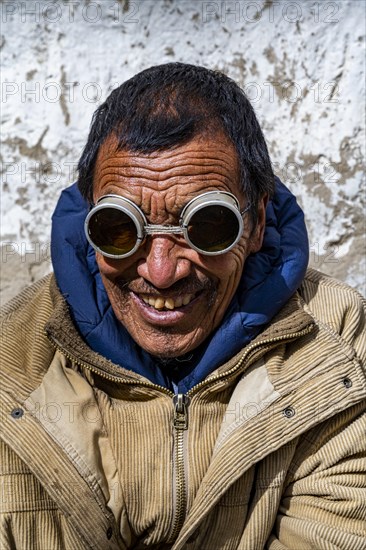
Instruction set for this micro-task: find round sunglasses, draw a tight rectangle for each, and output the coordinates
[84,191,251,259]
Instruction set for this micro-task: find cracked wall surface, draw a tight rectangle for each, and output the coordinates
[1,0,365,304]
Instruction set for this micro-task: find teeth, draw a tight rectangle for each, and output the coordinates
[140,293,195,311]
[154,298,165,310]
[165,298,175,310]
[174,296,183,308]
[182,294,192,306]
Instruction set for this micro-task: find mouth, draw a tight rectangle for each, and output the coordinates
[138,292,197,311]
[130,289,204,326]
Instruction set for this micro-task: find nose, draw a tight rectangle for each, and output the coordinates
[137,236,192,289]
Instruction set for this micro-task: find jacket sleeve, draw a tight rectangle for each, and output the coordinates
[267,401,366,549]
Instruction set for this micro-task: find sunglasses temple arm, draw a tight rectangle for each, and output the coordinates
[240,203,252,217]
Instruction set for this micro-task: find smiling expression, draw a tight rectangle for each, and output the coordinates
[92,132,267,358]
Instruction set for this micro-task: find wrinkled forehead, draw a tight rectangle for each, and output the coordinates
[92,131,242,206]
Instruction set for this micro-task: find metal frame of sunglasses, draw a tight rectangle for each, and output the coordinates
[84,190,252,258]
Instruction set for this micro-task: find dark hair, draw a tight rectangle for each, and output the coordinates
[77,63,274,223]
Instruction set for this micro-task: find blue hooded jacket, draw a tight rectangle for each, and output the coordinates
[51,177,308,393]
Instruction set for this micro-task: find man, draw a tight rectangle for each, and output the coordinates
[1,63,365,549]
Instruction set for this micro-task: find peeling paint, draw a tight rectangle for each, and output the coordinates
[60,65,71,125]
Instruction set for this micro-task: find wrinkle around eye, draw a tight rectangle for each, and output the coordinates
[96,175,235,198]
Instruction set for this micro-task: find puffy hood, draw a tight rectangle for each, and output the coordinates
[51,178,308,393]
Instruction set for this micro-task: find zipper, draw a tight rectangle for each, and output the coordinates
[168,394,190,543]
[45,323,315,540]
[165,324,315,541]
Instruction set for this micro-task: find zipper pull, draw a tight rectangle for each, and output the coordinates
[173,394,190,430]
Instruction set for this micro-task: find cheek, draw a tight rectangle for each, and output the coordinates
[95,252,138,280]
[202,243,248,306]
[212,240,248,282]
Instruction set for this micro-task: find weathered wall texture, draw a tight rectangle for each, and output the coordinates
[1,0,365,304]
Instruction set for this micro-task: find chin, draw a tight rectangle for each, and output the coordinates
[138,334,204,359]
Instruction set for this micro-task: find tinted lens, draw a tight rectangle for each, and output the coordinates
[187,205,240,252]
[88,207,138,255]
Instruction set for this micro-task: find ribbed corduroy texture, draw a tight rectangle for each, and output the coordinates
[1,269,365,549]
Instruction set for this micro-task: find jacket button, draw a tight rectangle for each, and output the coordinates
[11,408,24,419]
[343,378,352,388]
[282,406,295,418]
[106,527,113,540]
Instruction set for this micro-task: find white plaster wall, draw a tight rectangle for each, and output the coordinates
[1,0,365,304]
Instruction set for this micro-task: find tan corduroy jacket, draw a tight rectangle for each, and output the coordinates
[1,268,365,550]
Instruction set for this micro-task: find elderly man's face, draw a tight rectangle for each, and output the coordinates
[93,133,266,358]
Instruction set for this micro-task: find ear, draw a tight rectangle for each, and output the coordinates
[248,194,268,254]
